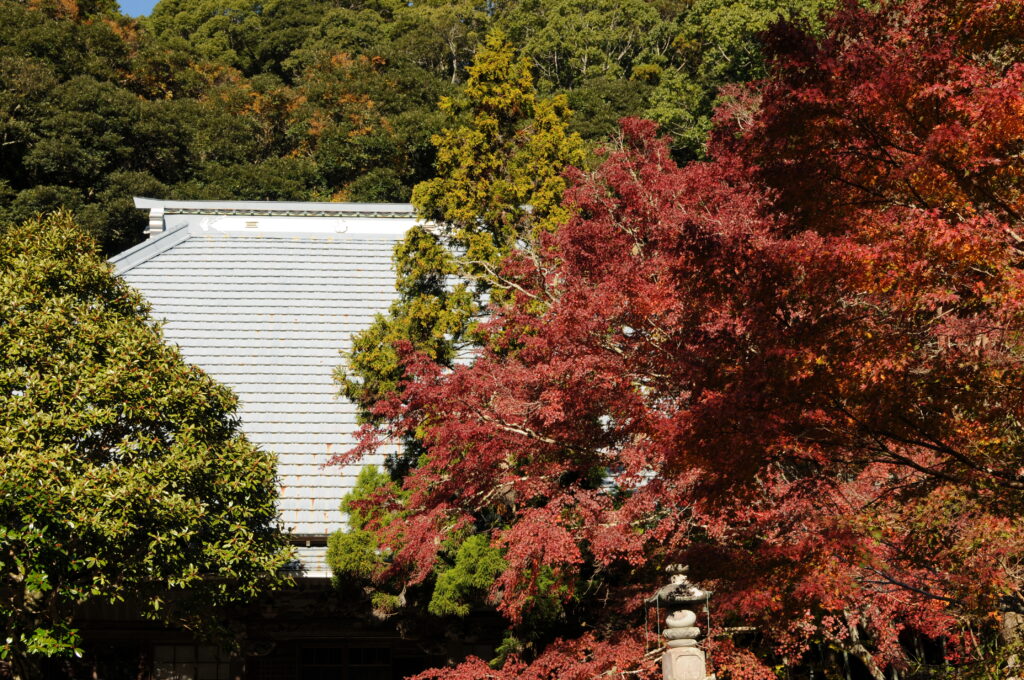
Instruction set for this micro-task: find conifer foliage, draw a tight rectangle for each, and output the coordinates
[340,0,1024,677]
[338,32,584,420]
[0,213,290,678]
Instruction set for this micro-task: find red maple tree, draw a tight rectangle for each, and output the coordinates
[340,0,1024,677]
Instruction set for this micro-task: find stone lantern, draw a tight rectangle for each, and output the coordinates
[651,565,713,680]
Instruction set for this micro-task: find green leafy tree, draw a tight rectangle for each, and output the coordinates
[496,0,678,90]
[328,466,507,622]
[386,0,491,85]
[326,466,410,614]
[0,213,291,679]
[338,30,584,419]
[644,0,835,158]
[146,0,276,76]
[285,5,396,72]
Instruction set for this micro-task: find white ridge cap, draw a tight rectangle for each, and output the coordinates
[133,197,416,217]
[133,197,426,238]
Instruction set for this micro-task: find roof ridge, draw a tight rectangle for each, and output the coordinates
[109,222,192,276]
[134,197,417,218]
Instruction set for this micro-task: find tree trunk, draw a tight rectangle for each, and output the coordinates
[1003,610,1024,678]
[844,642,885,680]
[1002,611,1023,646]
[844,613,885,680]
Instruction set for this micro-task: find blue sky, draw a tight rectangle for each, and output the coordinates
[118,0,158,16]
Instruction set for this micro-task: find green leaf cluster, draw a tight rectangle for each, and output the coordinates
[0,212,291,669]
[327,466,406,583]
[326,468,512,631]
[429,534,506,618]
[644,0,835,158]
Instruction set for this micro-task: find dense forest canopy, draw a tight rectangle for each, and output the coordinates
[0,0,832,254]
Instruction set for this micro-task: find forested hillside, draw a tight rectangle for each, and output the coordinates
[0,0,831,254]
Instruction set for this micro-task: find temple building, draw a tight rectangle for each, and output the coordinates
[83,198,490,680]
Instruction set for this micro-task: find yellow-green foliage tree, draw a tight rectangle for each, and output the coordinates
[0,213,291,680]
[337,31,584,423]
[329,33,583,649]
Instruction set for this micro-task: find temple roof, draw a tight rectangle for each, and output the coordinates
[111,198,417,573]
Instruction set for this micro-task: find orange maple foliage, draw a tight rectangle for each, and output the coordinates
[342,1,1024,678]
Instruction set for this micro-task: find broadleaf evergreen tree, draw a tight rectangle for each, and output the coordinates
[0,212,291,679]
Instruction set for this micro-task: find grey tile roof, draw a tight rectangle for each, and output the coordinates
[113,220,405,539]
